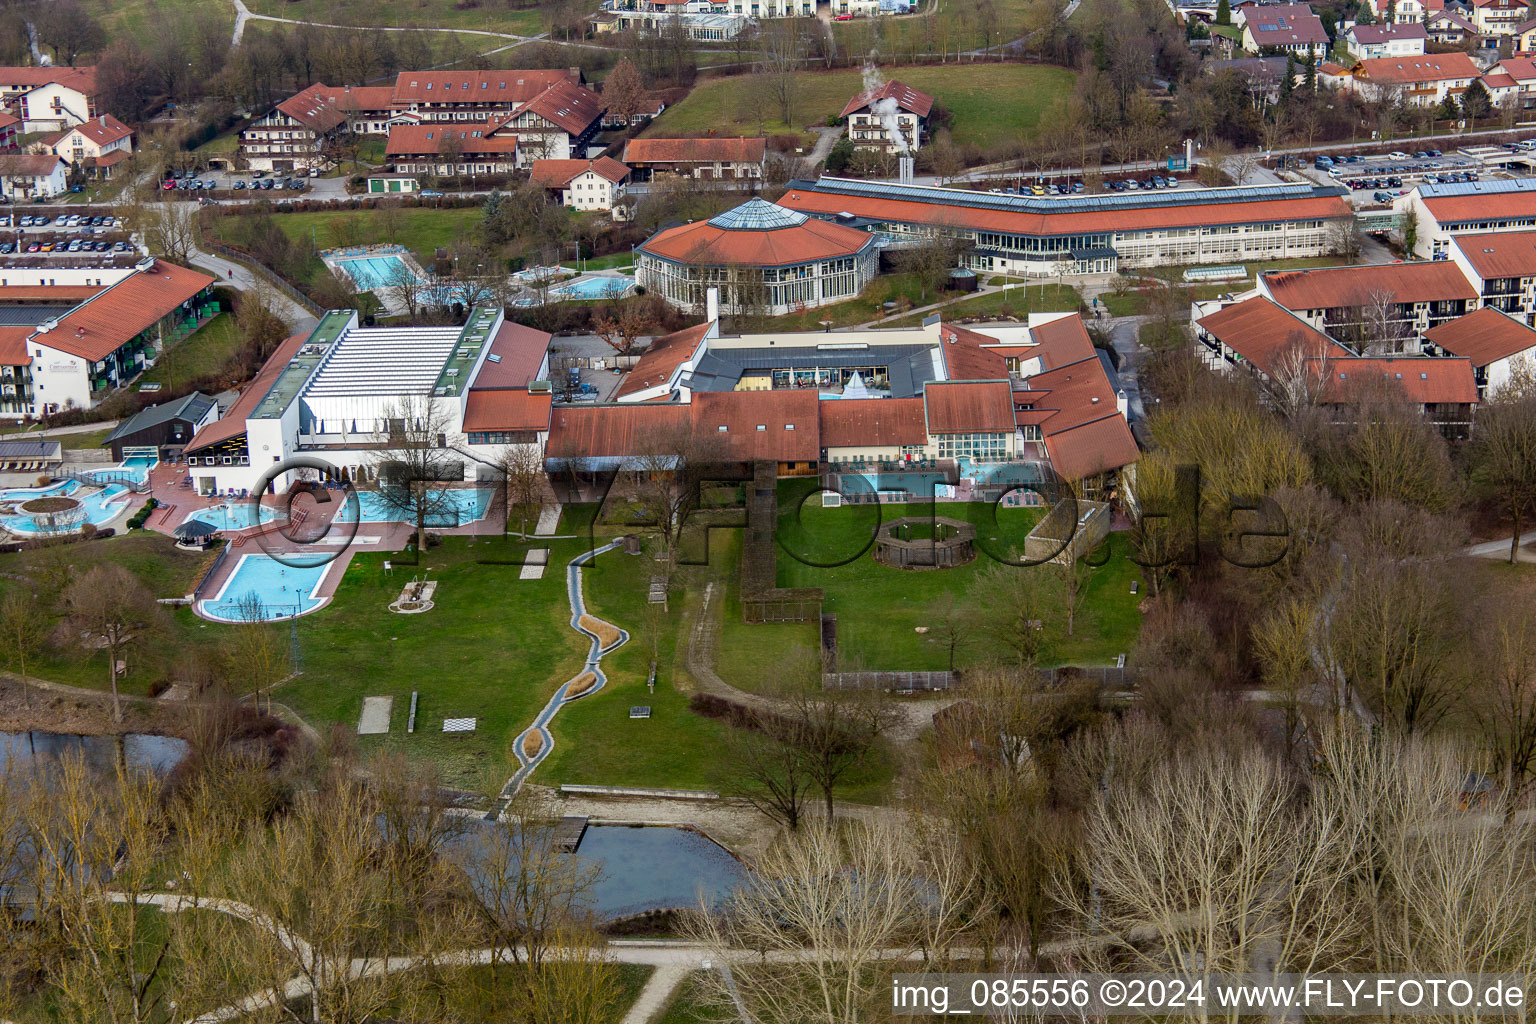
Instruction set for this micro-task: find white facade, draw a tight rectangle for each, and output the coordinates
[51,119,133,166]
[1345,25,1428,59]
[0,157,67,199]
[1397,179,1536,259]
[19,81,94,133]
[562,168,624,211]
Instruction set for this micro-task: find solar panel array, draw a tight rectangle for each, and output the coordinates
[1419,177,1536,198]
[790,177,1324,216]
[303,326,463,399]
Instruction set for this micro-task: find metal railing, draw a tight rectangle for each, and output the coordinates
[199,241,324,317]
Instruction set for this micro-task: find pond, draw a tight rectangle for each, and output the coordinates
[0,731,189,774]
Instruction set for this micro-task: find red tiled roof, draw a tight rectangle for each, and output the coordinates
[0,66,95,94]
[616,321,713,398]
[0,111,17,131]
[391,69,580,106]
[1196,296,1347,376]
[1322,356,1480,404]
[0,153,63,176]
[1430,9,1476,29]
[817,397,927,448]
[1423,306,1536,366]
[693,389,820,462]
[1043,411,1140,480]
[63,114,131,147]
[640,214,874,267]
[776,184,1353,238]
[1261,261,1477,309]
[1484,72,1520,90]
[1356,53,1479,83]
[924,380,1015,433]
[1450,231,1536,279]
[185,332,309,454]
[0,326,33,367]
[87,149,130,168]
[276,83,347,133]
[529,156,630,187]
[0,285,102,301]
[623,137,766,165]
[840,80,935,119]
[385,123,518,157]
[936,324,1010,380]
[462,389,552,432]
[329,86,396,113]
[41,261,214,362]
[520,79,605,136]
[1473,0,1527,9]
[1423,190,1536,224]
[472,321,551,389]
[1021,314,1099,368]
[545,402,693,458]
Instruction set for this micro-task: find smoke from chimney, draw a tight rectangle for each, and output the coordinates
[860,58,909,157]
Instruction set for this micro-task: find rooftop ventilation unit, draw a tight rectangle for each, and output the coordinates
[529,379,552,392]
[487,353,503,363]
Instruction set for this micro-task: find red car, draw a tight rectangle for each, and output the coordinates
[834,12,853,18]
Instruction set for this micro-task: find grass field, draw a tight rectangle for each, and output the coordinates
[240,0,553,35]
[1097,256,1351,317]
[216,207,482,266]
[770,482,1143,671]
[139,314,242,392]
[883,281,1082,328]
[645,64,1077,147]
[78,0,233,48]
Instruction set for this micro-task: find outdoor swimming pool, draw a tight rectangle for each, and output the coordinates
[198,554,331,621]
[337,254,419,291]
[89,453,158,485]
[0,479,132,535]
[550,277,631,301]
[183,487,494,532]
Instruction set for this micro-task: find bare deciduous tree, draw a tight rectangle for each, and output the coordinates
[66,564,161,722]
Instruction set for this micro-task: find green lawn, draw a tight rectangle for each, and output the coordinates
[240,0,553,34]
[771,482,1143,671]
[883,282,1082,328]
[222,206,482,265]
[8,425,115,452]
[745,272,982,333]
[562,251,635,272]
[657,973,731,1024]
[78,0,233,48]
[194,134,239,156]
[647,64,1078,147]
[1097,256,1351,317]
[139,314,242,392]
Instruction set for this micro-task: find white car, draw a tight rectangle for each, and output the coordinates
[1388,150,1410,159]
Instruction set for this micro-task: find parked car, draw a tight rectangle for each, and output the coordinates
[419,189,443,197]
[24,242,38,252]
[113,240,130,251]
[1427,149,1442,158]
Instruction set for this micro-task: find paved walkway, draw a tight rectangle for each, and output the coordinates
[0,420,120,441]
[187,241,317,336]
[621,962,690,1024]
[1467,530,1536,563]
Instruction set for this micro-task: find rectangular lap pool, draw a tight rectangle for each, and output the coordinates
[550,277,632,301]
[337,255,419,291]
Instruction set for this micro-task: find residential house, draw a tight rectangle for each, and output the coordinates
[1367,0,1445,23]
[1238,4,1329,56]
[102,392,218,460]
[385,122,520,176]
[1489,55,1536,106]
[485,78,604,161]
[40,114,133,178]
[528,156,631,214]
[840,80,934,153]
[1515,13,1536,46]
[0,154,66,199]
[239,82,347,172]
[1446,229,1536,315]
[1472,0,1530,36]
[1422,305,1536,393]
[0,66,96,133]
[1322,52,1481,104]
[0,112,18,149]
[1427,9,1478,41]
[1345,22,1428,59]
[621,136,766,182]
[329,86,399,134]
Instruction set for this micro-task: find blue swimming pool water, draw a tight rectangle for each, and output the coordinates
[339,255,419,291]
[183,487,493,532]
[0,479,132,535]
[89,453,158,485]
[551,277,631,301]
[199,554,330,621]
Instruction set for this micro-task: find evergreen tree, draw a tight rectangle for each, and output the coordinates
[1216,0,1231,24]
[1461,79,1493,120]
[1303,53,1317,92]
[1282,52,1297,103]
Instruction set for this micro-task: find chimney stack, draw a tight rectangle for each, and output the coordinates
[1117,389,1129,419]
[706,286,719,324]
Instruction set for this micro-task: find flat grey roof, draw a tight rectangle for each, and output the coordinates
[685,343,939,396]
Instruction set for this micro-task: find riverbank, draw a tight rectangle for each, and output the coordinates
[0,674,189,738]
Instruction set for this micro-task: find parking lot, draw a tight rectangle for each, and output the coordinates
[161,169,312,195]
[1301,145,1536,206]
[978,173,1189,197]
[0,210,134,257]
